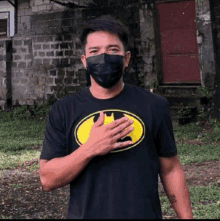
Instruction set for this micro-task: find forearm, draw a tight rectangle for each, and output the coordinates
[39,143,94,192]
[160,167,193,219]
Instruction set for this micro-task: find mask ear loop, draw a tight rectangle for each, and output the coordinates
[86,70,91,87]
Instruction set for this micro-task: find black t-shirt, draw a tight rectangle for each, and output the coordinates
[40,83,177,219]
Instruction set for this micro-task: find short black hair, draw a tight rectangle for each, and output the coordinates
[80,15,129,53]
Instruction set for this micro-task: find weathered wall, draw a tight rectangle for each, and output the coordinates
[7,0,142,106]
[11,0,85,106]
[0,0,217,108]
[0,41,7,109]
[195,0,216,88]
[209,0,220,120]
[139,0,216,89]
[139,2,156,89]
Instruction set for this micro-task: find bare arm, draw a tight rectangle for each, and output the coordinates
[159,155,193,219]
[39,111,133,192]
[39,144,93,192]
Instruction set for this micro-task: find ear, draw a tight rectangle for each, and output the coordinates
[124,51,131,68]
[81,54,87,69]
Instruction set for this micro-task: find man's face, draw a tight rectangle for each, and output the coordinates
[81,31,130,71]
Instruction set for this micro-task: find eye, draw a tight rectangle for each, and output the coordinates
[110,48,119,53]
[90,50,97,54]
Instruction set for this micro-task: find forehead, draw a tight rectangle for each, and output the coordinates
[85,31,123,48]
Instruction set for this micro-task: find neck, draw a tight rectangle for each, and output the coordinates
[89,78,124,99]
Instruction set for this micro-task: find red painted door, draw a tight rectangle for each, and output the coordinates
[156,0,200,84]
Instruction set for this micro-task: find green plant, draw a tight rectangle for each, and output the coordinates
[196,86,214,121]
[10,184,26,188]
[177,104,192,117]
[149,79,157,89]
[197,86,213,99]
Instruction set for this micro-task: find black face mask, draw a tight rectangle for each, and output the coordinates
[86,53,124,88]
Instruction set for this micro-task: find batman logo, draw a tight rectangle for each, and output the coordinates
[74,109,145,153]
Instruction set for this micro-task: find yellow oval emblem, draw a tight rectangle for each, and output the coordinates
[74,109,145,153]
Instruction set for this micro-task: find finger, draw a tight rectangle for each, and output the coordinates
[113,140,133,149]
[111,119,133,136]
[108,116,130,130]
[113,126,134,141]
[95,111,104,127]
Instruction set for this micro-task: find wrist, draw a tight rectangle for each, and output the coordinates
[79,142,96,160]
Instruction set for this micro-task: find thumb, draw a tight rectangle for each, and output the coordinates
[95,111,104,127]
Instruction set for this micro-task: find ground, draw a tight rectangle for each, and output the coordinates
[1,101,219,218]
[0,146,220,219]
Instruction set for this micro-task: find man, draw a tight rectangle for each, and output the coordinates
[39,15,193,219]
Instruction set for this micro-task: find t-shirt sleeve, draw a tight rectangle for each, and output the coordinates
[40,101,67,160]
[154,100,177,158]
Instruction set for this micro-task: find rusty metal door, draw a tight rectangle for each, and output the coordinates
[156,0,200,84]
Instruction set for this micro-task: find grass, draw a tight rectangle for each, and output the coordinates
[0,118,46,152]
[172,121,220,165]
[177,143,220,165]
[0,105,220,218]
[0,149,40,170]
[160,183,220,219]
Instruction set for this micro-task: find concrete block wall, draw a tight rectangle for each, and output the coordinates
[11,0,87,105]
[9,0,142,106]
[195,0,216,88]
[0,41,6,108]
[139,3,156,89]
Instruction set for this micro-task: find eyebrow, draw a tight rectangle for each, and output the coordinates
[88,45,120,50]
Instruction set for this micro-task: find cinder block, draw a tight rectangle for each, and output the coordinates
[35,28,44,35]
[65,50,73,56]
[0,55,6,61]
[30,0,35,7]
[44,36,53,42]
[55,77,63,84]
[32,6,39,13]
[39,4,47,12]
[38,52,45,57]
[58,69,65,76]
[21,16,30,24]
[18,2,30,10]
[12,62,17,68]
[46,51,54,57]
[43,59,51,65]
[43,0,50,4]
[25,9,33,16]
[33,59,42,65]
[35,0,43,6]
[60,43,68,49]
[46,4,52,11]
[13,40,22,46]
[56,51,63,56]
[17,9,25,16]
[50,70,56,76]
[24,39,32,46]
[18,62,26,69]
[33,44,41,50]
[20,48,27,53]
[27,61,32,68]
[66,71,75,76]
[43,44,50,50]
[25,54,32,60]
[46,77,54,84]
[52,59,59,65]
[37,37,44,43]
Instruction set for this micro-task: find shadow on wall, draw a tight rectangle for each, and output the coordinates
[49,4,143,104]
[5,40,12,110]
